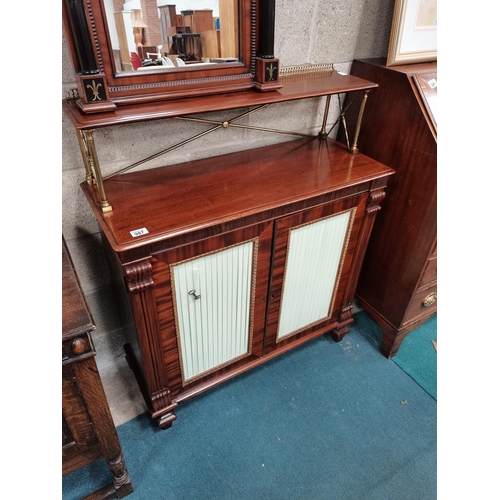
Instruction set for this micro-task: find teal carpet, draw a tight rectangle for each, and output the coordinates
[63,313,437,499]
[353,311,437,400]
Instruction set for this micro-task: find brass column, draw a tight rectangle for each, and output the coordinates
[82,130,112,213]
[349,90,370,154]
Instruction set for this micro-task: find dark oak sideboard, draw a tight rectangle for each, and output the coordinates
[62,237,133,499]
[339,58,437,358]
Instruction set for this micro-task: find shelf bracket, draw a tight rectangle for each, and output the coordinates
[320,91,366,149]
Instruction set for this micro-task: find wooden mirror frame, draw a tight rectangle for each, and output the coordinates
[63,0,281,114]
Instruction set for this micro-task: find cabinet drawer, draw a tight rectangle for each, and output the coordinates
[403,284,437,325]
[419,255,437,289]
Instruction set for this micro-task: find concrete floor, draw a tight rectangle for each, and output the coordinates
[87,287,147,427]
[93,326,147,427]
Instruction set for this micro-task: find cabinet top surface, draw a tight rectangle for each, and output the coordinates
[63,71,378,130]
[62,238,95,337]
[83,138,394,252]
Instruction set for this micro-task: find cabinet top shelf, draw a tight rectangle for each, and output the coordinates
[82,137,394,258]
[63,71,378,130]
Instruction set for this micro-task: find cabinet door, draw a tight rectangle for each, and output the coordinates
[172,239,257,383]
[265,194,368,352]
[153,222,273,399]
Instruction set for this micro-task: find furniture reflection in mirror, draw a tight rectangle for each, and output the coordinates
[129,52,142,70]
[62,237,133,498]
[338,58,437,358]
[219,0,238,58]
[114,10,134,71]
[159,5,178,55]
[174,33,202,62]
[63,0,280,113]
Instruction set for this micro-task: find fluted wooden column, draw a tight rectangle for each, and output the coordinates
[125,260,178,429]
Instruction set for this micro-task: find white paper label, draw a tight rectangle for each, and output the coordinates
[428,78,437,89]
[130,227,149,237]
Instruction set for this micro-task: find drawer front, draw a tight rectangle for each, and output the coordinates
[62,364,98,464]
[419,255,437,289]
[403,284,437,325]
[62,331,96,365]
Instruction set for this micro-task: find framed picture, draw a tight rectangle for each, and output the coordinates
[386,0,437,66]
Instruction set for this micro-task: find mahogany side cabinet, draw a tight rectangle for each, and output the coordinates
[339,58,437,358]
[62,237,133,499]
[80,137,394,429]
[63,68,395,429]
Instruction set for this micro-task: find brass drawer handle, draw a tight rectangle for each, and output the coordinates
[422,292,437,307]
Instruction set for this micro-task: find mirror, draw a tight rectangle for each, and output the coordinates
[63,0,279,112]
[103,1,240,74]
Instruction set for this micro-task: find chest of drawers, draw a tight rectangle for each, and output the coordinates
[339,58,437,357]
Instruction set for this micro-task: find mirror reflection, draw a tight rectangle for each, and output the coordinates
[102,0,240,73]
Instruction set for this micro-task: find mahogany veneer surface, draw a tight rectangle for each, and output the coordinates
[338,58,437,358]
[83,137,393,255]
[81,136,394,428]
[63,71,378,129]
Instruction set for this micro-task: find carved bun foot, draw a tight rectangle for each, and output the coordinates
[332,303,354,341]
[158,411,177,430]
[332,325,350,342]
